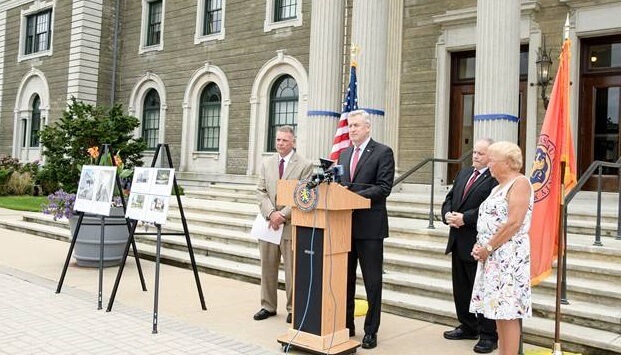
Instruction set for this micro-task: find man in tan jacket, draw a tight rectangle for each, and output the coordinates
[254,126,313,324]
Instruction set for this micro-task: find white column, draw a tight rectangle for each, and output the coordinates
[473,0,521,143]
[385,0,403,167]
[352,0,388,142]
[305,0,345,161]
[66,0,103,104]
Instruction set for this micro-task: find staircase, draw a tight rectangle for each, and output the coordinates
[1,181,620,354]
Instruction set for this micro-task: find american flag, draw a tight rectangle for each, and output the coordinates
[329,61,358,161]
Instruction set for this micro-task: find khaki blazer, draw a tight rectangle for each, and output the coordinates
[257,151,313,240]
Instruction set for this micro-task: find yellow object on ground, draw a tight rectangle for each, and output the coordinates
[354,299,368,317]
[524,350,581,355]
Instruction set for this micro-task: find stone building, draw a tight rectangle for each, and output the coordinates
[0,0,619,188]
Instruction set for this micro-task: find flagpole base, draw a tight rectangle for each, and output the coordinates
[552,342,563,355]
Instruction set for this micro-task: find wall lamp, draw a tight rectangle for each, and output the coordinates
[534,36,553,110]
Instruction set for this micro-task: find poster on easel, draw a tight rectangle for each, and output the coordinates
[74,165,117,216]
[125,167,175,225]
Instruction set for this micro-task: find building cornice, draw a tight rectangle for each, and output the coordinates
[433,1,540,26]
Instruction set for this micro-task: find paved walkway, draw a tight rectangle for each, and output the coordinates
[0,207,548,354]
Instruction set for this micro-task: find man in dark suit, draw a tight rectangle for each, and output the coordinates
[441,138,498,353]
[254,126,313,324]
[338,110,395,350]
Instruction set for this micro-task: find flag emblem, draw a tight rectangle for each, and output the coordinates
[530,135,555,203]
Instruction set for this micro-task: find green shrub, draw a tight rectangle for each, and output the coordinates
[0,155,20,171]
[38,98,147,193]
[0,168,13,196]
[7,171,33,195]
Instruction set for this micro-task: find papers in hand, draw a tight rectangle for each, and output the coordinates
[250,213,283,245]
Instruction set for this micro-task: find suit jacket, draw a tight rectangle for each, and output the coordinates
[441,167,498,261]
[257,151,313,240]
[338,139,395,240]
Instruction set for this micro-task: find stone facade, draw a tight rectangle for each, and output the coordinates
[1,0,620,184]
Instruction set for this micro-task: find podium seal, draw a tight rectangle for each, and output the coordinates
[293,180,319,212]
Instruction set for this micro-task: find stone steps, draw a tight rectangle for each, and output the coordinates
[2,181,621,354]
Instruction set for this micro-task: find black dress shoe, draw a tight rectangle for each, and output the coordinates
[253,308,276,320]
[349,328,355,337]
[473,339,498,353]
[361,333,377,349]
[443,327,479,340]
[286,313,292,324]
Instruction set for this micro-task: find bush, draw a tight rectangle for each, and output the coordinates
[6,171,33,195]
[0,168,12,196]
[39,98,147,193]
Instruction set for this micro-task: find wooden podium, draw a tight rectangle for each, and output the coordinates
[276,180,370,354]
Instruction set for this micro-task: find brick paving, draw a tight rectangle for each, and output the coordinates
[0,267,276,355]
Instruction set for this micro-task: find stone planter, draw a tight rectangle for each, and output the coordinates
[68,206,129,267]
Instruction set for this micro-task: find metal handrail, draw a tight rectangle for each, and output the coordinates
[560,157,621,302]
[393,149,473,228]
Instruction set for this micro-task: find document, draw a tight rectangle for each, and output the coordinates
[250,213,283,245]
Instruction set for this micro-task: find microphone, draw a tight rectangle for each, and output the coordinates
[306,173,325,189]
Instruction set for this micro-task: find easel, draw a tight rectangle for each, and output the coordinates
[56,144,147,310]
[106,143,207,334]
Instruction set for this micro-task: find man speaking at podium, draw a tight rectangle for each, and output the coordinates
[254,126,313,324]
[337,110,395,349]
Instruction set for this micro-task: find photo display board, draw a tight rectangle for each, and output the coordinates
[75,165,117,216]
[125,167,175,225]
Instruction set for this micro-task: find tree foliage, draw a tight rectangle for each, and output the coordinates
[39,98,146,193]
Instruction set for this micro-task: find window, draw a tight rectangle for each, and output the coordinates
[267,75,298,152]
[140,0,165,53]
[197,83,221,151]
[142,89,161,149]
[24,9,52,55]
[274,0,296,22]
[30,96,41,147]
[264,0,302,32]
[147,1,162,46]
[204,0,222,35]
[19,2,55,61]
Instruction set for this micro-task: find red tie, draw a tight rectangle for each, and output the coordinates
[462,169,480,198]
[350,147,361,177]
[278,158,284,179]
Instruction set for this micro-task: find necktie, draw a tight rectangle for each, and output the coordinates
[462,169,480,198]
[350,147,361,178]
[278,158,284,179]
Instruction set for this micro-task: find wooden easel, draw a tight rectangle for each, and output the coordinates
[106,143,206,333]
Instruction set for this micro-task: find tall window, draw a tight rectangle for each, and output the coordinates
[25,9,52,55]
[147,0,162,46]
[267,75,298,151]
[204,0,222,35]
[274,0,297,22]
[198,83,221,151]
[142,89,161,149]
[30,95,41,147]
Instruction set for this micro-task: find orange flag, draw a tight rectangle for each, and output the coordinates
[529,39,577,286]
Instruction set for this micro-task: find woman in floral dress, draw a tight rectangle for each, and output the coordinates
[470,141,533,355]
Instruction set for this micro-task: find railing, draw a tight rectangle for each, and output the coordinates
[393,149,473,228]
[561,158,621,302]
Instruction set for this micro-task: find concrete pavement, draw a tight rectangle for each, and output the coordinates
[0,207,545,354]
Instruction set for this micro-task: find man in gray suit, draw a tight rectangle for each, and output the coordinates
[254,126,313,324]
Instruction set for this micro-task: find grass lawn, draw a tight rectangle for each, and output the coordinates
[0,195,47,212]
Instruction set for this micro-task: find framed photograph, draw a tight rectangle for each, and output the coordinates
[74,165,117,216]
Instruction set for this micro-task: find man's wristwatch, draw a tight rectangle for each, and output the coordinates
[485,244,494,253]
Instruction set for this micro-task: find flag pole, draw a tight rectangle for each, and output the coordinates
[553,161,566,355]
[552,14,571,355]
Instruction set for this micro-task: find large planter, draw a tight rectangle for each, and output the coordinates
[68,206,129,267]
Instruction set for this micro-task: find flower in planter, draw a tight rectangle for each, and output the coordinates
[41,190,76,220]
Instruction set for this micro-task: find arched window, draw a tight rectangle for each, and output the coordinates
[30,95,41,147]
[142,89,160,149]
[267,75,298,152]
[197,83,221,151]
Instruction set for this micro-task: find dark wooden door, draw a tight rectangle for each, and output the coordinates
[579,75,621,191]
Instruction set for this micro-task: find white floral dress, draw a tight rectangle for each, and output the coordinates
[469,175,533,320]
